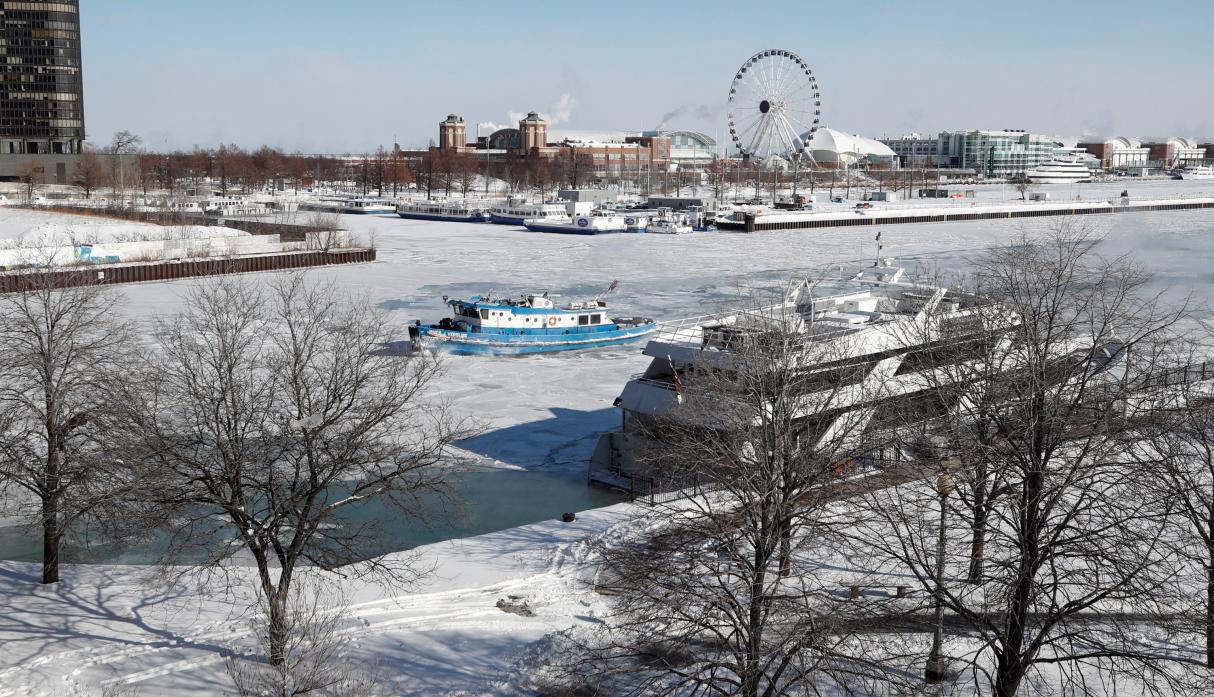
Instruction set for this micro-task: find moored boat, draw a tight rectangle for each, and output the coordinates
[488,197,573,226]
[1178,165,1214,180]
[1025,157,1092,184]
[524,214,628,235]
[420,288,656,354]
[300,197,396,215]
[396,200,490,222]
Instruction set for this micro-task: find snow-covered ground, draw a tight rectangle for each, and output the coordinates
[0,207,243,246]
[2,193,1214,694]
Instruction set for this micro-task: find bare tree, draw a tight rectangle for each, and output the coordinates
[15,159,45,203]
[579,289,901,696]
[73,147,106,199]
[226,578,383,697]
[118,274,473,666]
[853,227,1193,695]
[306,211,345,252]
[0,271,136,584]
[1014,178,1032,201]
[107,130,143,204]
[1140,342,1214,668]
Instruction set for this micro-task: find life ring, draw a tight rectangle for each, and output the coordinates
[547,316,558,327]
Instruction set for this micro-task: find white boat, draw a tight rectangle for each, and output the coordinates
[1026,157,1092,184]
[396,200,490,223]
[646,217,694,234]
[488,198,571,226]
[1177,165,1214,180]
[299,197,396,215]
[524,214,628,235]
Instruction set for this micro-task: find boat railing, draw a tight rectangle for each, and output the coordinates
[651,313,722,346]
[630,373,680,391]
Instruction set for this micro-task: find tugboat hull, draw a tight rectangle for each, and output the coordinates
[421,322,656,355]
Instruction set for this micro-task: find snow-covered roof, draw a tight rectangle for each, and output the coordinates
[549,129,631,144]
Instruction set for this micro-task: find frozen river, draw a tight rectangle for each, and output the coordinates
[2,180,1214,562]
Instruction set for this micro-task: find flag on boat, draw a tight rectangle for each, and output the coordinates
[607,279,620,293]
[667,354,684,398]
[876,231,881,242]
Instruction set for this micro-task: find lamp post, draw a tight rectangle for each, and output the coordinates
[926,471,956,683]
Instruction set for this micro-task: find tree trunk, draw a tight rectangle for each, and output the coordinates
[41,493,60,584]
[968,470,988,585]
[1207,561,1214,667]
[995,464,1043,697]
[267,589,288,667]
[993,654,1025,697]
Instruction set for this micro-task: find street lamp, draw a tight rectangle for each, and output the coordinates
[925,471,955,683]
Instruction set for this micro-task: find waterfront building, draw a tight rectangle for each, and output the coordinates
[641,130,717,170]
[519,111,547,152]
[1078,136,1151,171]
[0,0,85,183]
[880,134,939,168]
[800,127,896,168]
[438,114,468,151]
[429,111,671,181]
[935,130,1058,179]
[1143,137,1206,168]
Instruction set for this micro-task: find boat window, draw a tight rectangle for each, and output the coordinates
[480,309,490,320]
[591,314,602,324]
[579,315,590,326]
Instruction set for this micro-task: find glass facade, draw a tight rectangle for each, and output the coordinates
[0,0,84,155]
[937,131,1057,178]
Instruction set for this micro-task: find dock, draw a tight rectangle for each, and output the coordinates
[717,196,1214,232]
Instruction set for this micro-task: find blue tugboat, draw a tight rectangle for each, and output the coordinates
[420,284,655,354]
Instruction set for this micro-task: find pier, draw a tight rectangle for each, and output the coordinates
[717,196,1214,232]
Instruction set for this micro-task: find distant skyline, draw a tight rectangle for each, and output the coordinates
[82,0,1214,152]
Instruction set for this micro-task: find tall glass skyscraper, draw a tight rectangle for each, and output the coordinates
[0,0,84,160]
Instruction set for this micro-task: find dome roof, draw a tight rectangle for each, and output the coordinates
[797,127,895,163]
[1168,136,1198,149]
[1104,136,1142,150]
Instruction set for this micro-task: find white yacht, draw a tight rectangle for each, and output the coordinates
[1025,157,1092,184]
[300,197,396,215]
[588,259,1125,496]
[489,198,572,226]
[396,200,490,223]
[1177,165,1214,180]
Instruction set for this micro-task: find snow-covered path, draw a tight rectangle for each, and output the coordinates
[0,503,638,696]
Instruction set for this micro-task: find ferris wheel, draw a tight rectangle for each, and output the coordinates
[727,49,821,163]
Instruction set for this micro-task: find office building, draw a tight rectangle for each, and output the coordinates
[0,0,85,183]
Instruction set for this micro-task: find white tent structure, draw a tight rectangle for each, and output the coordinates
[796,127,896,166]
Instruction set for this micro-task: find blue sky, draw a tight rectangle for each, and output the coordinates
[81,0,1214,152]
